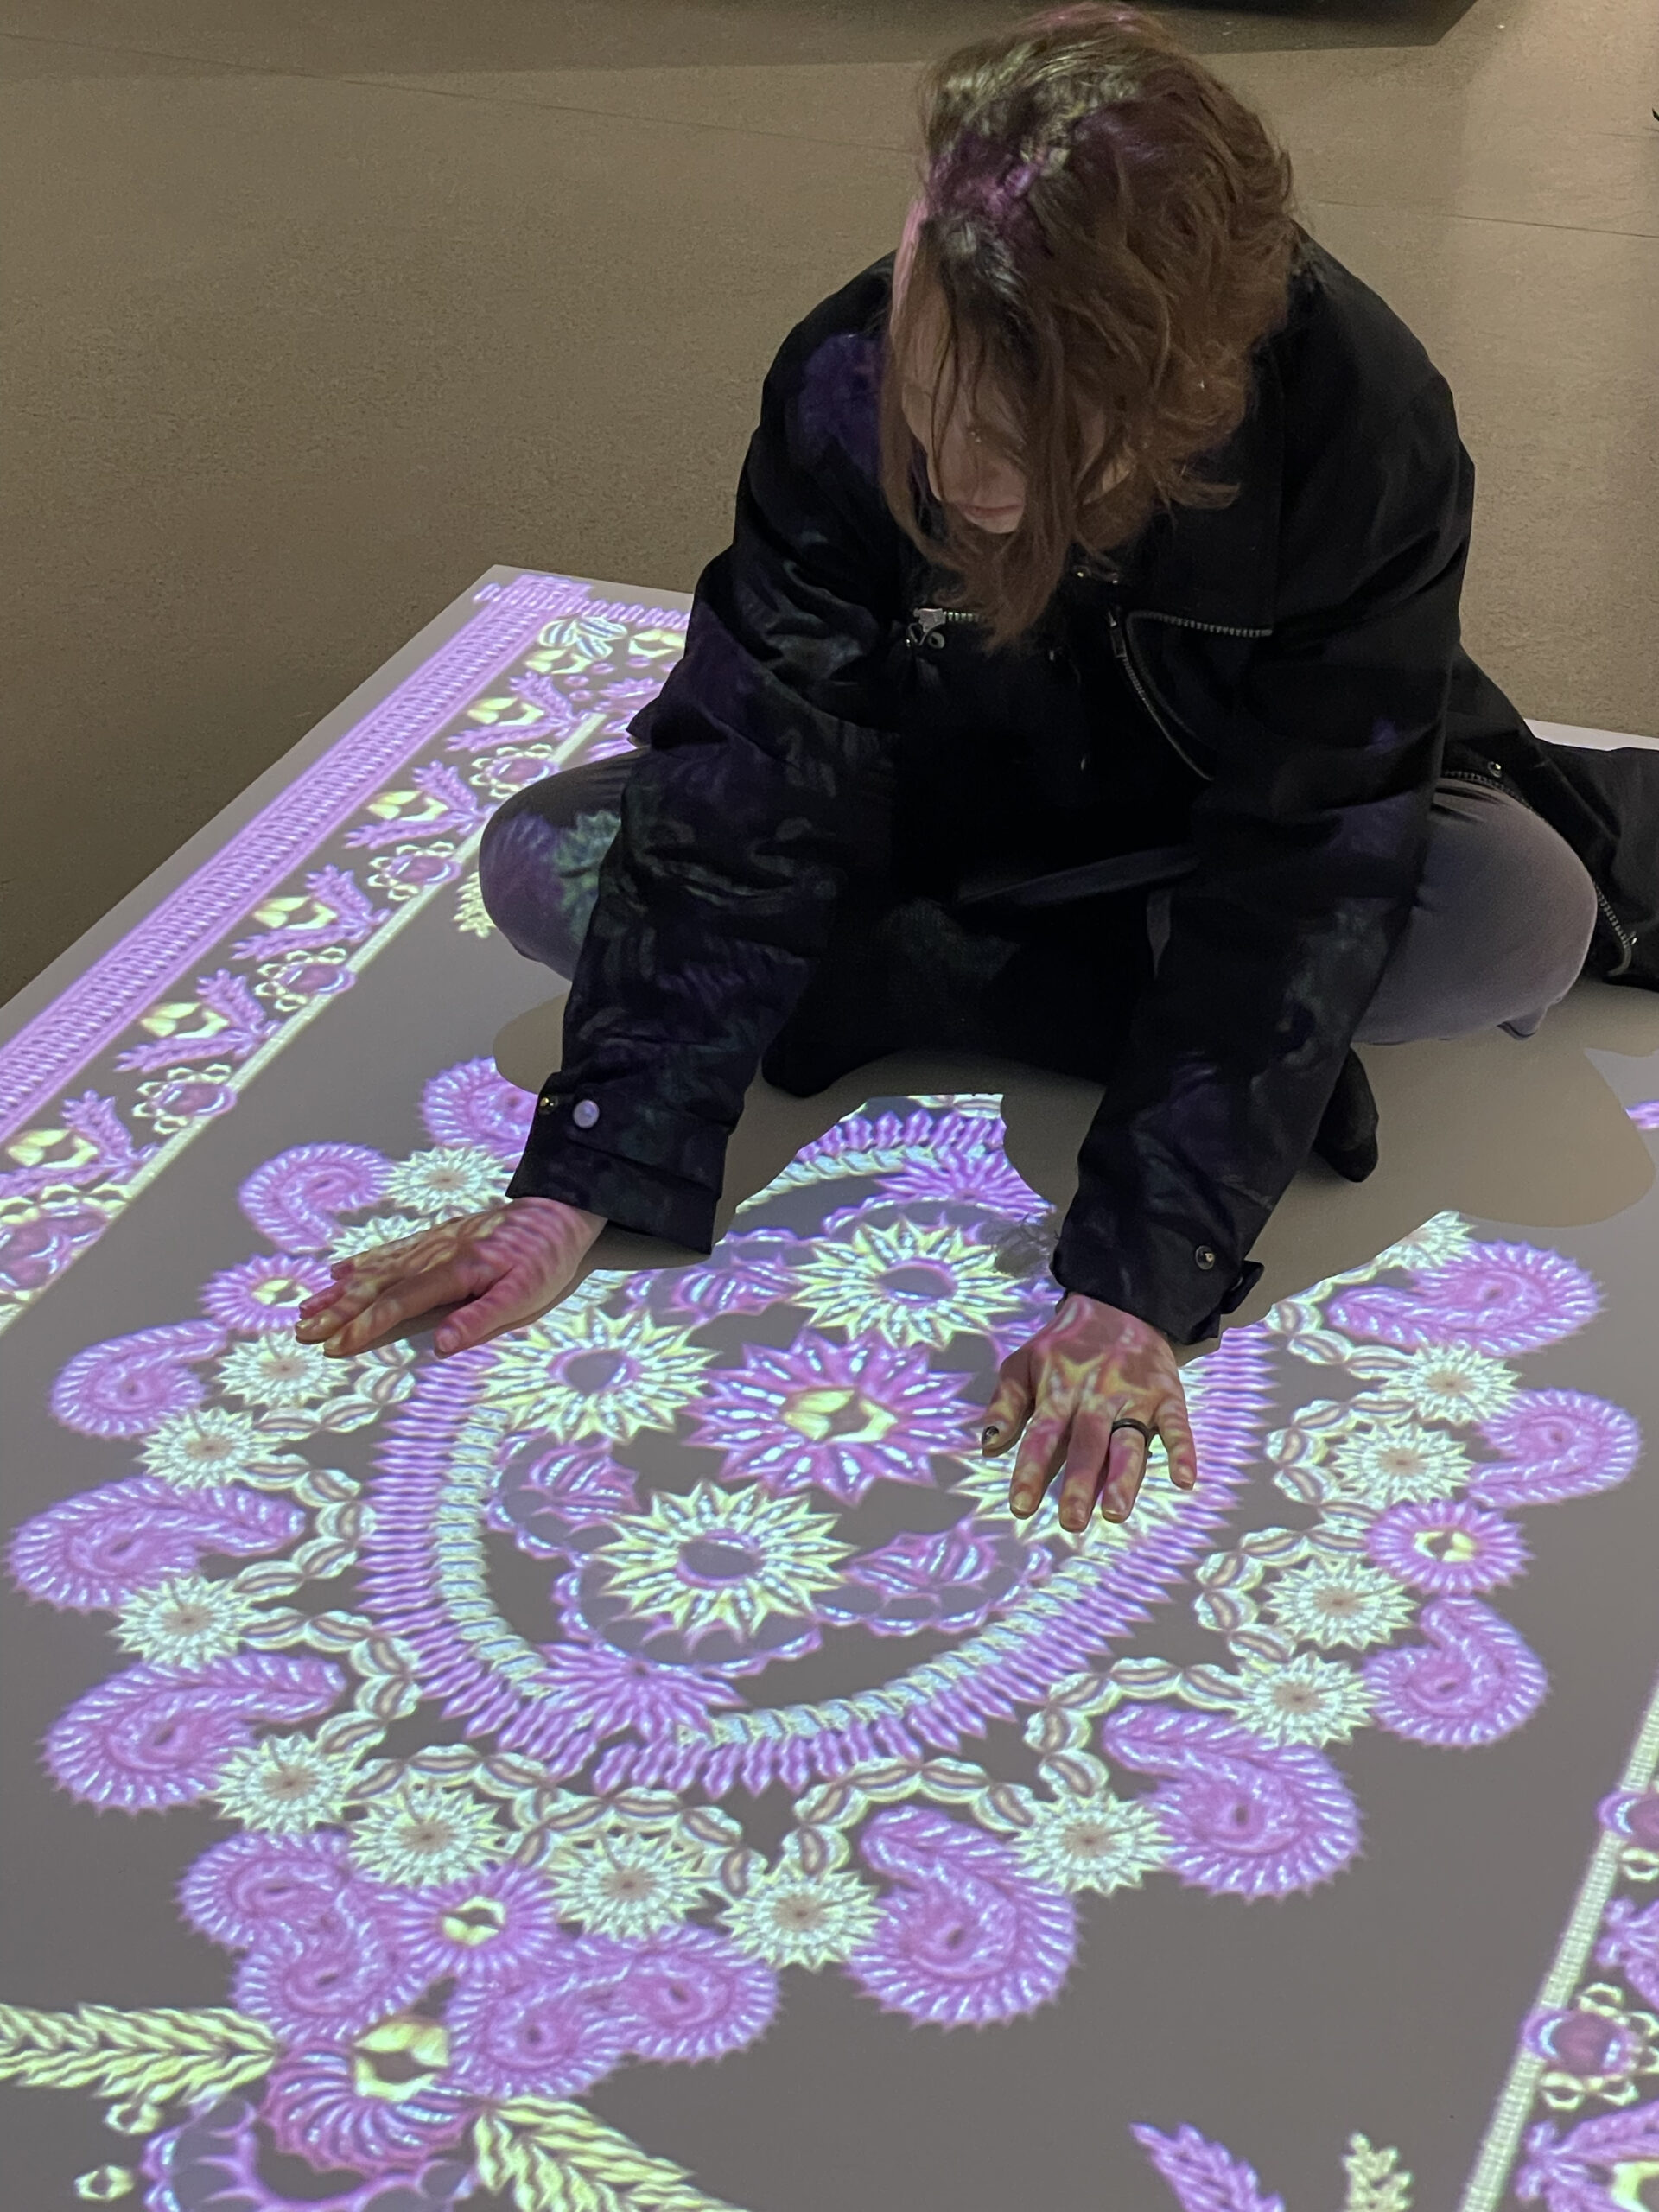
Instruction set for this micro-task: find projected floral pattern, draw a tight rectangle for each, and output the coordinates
[3,582,1656,2208]
[3,1060,1649,2212]
[0,576,685,1334]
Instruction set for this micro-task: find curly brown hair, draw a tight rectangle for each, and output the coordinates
[880,3,1300,648]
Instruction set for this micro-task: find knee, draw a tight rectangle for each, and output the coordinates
[1359,791,1599,1045]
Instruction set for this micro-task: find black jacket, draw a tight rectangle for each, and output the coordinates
[509,238,1658,1342]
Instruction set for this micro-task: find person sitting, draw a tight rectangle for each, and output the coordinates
[297,3,1655,1533]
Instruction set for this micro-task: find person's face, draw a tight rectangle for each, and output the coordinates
[892,194,1127,537]
[893,198,1027,533]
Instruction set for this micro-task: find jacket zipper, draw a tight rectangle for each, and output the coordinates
[1442,767,1637,977]
[1106,606,1236,782]
[906,606,982,650]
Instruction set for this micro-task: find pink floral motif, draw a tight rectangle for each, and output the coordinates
[1596,1897,1659,2007]
[443,1973,627,2099]
[1599,1786,1659,1855]
[365,847,461,899]
[132,1069,239,1128]
[44,1654,344,1810]
[1516,2099,1659,2209]
[654,1229,806,1320]
[494,1443,641,1554]
[262,2046,474,2173]
[0,1090,148,1205]
[144,2095,474,2211]
[1470,1390,1642,1508]
[180,1831,361,1948]
[1328,1242,1599,1356]
[599,1924,779,2063]
[200,1251,333,1333]
[690,1331,972,1503]
[235,1902,426,2044]
[344,762,485,850]
[420,1058,536,1164]
[1133,2123,1286,2212]
[114,970,273,1073]
[232,865,386,959]
[390,1862,568,1989]
[48,1319,226,1437]
[238,1142,391,1251]
[846,1806,1077,2026]
[10,1478,303,1611]
[876,1128,1045,1217]
[1365,1497,1530,1596]
[1101,1707,1361,1897]
[1363,1599,1548,1747]
[0,1204,108,1295]
[823,1522,1035,1636]
[1525,2002,1649,2090]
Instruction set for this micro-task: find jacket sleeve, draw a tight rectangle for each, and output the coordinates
[505,328,903,1248]
[1052,372,1474,1343]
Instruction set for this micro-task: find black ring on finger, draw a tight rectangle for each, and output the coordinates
[1109,1418,1154,1443]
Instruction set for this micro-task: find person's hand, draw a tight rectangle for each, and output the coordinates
[293,1197,605,1359]
[981,1292,1198,1530]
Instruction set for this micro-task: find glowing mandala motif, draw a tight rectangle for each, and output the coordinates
[2,1060,1645,2210]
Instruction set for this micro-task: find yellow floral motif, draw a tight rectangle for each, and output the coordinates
[543,1833,709,1941]
[721,1865,881,1968]
[791,1217,1029,1351]
[482,1303,715,1445]
[594,1481,849,1642]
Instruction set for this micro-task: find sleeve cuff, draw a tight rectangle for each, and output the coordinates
[506,1142,719,1254]
[1051,1208,1264,1344]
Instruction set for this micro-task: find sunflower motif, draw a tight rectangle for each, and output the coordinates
[116,1573,257,1669]
[721,1865,881,1968]
[1266,1554,1415,1651]
[351,1783,503,1889]
[1227,1652,1375,1748]
[216,1336,345,1411]
[212,1733,361,1834]
[1014,1793,1169,1894]
[543,1832,709,1940]
[481,1303,715,1445]
[1328,1419,1471,1508]
[140,1405,271,1489]
[790,1216,1029,1351]
[593,1481,850,1643]
[1385,1344,1519,1427]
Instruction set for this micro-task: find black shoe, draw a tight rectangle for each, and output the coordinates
[1313,1048,1380,1182]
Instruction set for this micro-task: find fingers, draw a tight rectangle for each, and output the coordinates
[1099,1424,1150,1523]
[1055,1416,1117,1532]
[1155,1395,1199,1491]
[316,1257,486,1358]
[1009,1409,1071,1518]
[982,1356,1033,1465]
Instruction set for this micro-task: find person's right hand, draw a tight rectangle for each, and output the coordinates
[293,1197,605,1359]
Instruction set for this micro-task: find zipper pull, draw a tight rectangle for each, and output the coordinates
[907,607,950,651]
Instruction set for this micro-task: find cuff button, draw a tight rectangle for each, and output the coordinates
[572,1099,601,1130]
[1194,1245,1217,1271]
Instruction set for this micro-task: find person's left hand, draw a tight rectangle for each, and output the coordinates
[980,1292,1198,1530]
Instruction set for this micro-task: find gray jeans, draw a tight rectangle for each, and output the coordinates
[480,757,1599,1055]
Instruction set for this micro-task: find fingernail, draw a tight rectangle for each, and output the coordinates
[1010,1488,1034,1514]
[981,1425,1000,1450]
